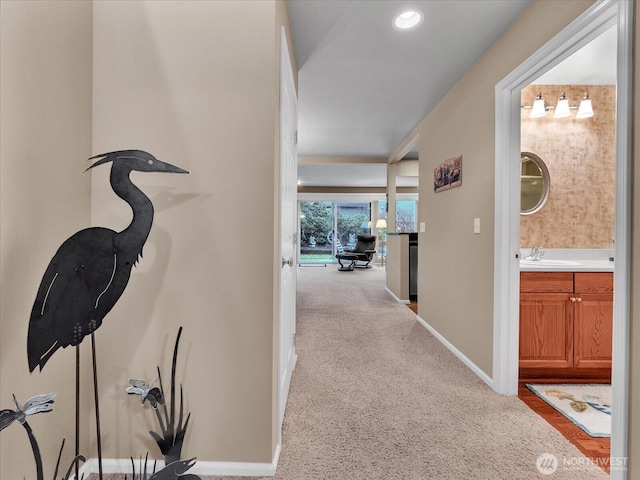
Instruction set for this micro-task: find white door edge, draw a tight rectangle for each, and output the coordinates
[278,25,298,445]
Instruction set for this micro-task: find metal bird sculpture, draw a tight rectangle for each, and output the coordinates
[27,150,189,371]
[125,456,200,480]
[149,458,199,480]
[26,149,188,479]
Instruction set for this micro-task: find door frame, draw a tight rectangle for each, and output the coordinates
[492,0,633,476]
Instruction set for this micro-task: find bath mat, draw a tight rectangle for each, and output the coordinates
[526,383,611,437]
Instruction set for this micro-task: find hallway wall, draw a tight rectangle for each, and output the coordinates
[90,0,290,465]
[0,2,93,478]
[417,0,597,376]
[416,0,639,475]
[1,0,296,475]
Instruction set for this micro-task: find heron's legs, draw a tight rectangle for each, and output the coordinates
[91,333,103,480]
[75,345,80,480]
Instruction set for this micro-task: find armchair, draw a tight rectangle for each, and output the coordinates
[335,235,377,271]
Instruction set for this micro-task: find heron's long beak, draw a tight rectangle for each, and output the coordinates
[155,159,190,174]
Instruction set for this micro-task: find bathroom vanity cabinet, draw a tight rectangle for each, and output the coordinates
[519,271,612,380]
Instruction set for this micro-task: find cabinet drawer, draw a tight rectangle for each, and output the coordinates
[520,272,573,293]
[574,272,613,294]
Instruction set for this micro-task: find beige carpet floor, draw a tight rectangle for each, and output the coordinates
[93,265,608,480]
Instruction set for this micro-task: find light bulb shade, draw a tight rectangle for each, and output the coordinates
[554,98,571,118]
[530,98,547,118]
[576,98,594,118]
[376,219,387,229]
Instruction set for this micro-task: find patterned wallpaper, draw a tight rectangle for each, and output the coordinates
[520,85,616,249]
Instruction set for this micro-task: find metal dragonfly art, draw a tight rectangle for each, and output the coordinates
[0,392,56,431]
[127,378,165,409]
[0,393,84,480]
[0,393,56,480]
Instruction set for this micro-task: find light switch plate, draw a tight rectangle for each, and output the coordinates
[420,222,426,232]
[474,218,480,234]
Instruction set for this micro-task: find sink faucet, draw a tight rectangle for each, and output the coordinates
[528,246,545,261]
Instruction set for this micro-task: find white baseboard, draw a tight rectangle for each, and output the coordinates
[76,443,281,477]
[385,286,409,304]
[415,314,494,390]
[76,354,293,479]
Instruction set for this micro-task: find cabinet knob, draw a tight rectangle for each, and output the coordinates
[571,297,577,302]
[577,297,582,302]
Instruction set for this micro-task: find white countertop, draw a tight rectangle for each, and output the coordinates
[519,249,614,272]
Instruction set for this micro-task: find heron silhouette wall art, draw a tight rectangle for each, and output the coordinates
[27,150,189,478]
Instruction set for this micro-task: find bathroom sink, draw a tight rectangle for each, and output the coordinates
[520,259,583,267]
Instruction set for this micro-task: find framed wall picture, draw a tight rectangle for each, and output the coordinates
[434,155,462,192]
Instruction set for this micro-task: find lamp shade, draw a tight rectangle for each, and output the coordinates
[576,97,594,118]
[553,93,571,118]
[530,96,547,118]
[376,219,387,229]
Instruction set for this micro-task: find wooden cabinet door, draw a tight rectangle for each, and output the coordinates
[573,294,613,368]
[519,293,573,368]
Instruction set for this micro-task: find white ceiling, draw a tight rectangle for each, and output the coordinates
[532,26,616,85]
[288,1,616,189]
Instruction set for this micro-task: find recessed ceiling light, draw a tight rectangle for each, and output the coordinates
[393,10,424,30]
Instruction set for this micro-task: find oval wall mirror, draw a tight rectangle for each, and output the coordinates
[520,152,549,215]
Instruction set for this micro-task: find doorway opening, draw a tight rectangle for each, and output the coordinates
[516,27,616,468]
[493,1,632,477]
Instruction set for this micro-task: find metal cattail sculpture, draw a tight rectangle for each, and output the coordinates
[126,327,191,465]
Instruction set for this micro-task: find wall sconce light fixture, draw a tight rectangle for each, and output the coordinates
[522,91,594,119]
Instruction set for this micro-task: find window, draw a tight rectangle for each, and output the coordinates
[378,199,417,232]
[396,200,417,232]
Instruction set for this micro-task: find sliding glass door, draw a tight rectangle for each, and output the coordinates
[336,202,370,252]
[299,201,334,263]
[299,201,371,263]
